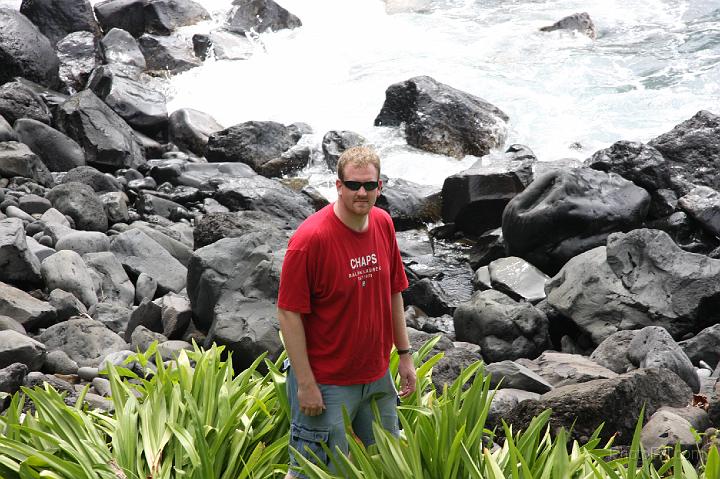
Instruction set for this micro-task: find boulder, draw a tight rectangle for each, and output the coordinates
[56,89,145,170]
[41,250,98,308]
[62,165,123,192]
[648,110,720,192]
[205,293,282,372]
[147,159,255,188]
[187,234,282,331]
[375,179,441,231]
[442,156,534,236]
[0,281,56,331]
[484,360,553,393]
[585,140,672,192]
[48,288,88,322]
[214,175,314,227]
[83,251,135,307]
[205,121,302,175]
[160,292,192,339]
[402,278,454,317]
[87,65,168,133]
[92,301,132,333]
[606,229,720,339]
[100,191,130,224]
[488,256,550,304]
[680,324,720,369]
[45,182,109,231]
[678,185,720,236]
[226,0,302,34]
[516,351,618,387]
[100,28,146,77]
[124,297,162,341]
[539,12,597,39]
[192,30,254,61]
[25,236,56,263]
[168,108,223,156]
[628,326,700,393]
[0,8,60,88]
[487,388,540,427]
[453,289,551,363]
[641,408,702,453]
[589,330,637,374]
[0,362,29,394]
[57,31,101,93]
[138,34,202,74]
[94,0,146,37]
[0,315,26,335]
[321,130,366,170]
[126,221,193,266]
[135,272,157,302]
[502,168,650,274]
[13,119,86,172]
[467,227,506,269]
[0,80,52,125]
[42,349,79,374]
[0,142,54,187]
[192,210,291,249]
[110,228,187,293]
[55,231,110,255]
[0,331,46,370]
[38,317,128,367]
[144,0,210,35]
[504,368,692,444]
[374,75,509,158]
[0,114,15,141]
[20,0,100,46]
[546,246,658,345]
[0,217,42,285]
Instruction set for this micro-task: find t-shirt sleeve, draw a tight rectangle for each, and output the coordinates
[277,248,312,314]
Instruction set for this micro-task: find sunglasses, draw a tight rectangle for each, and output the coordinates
[341,180,380,191]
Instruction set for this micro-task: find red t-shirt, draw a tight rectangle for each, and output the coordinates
[277,204,409,385]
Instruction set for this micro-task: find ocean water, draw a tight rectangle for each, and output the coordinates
[2,0,719,198]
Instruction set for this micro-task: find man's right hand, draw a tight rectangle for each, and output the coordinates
[298,382,325,416]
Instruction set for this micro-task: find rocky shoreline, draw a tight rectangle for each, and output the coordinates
[1,0,719,454]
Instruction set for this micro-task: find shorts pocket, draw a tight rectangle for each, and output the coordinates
[289,423,330,468]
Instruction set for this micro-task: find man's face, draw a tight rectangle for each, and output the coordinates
[336,163,382,217]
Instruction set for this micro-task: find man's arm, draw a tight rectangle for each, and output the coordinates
[391,292,416,397]
[278,307,325,416]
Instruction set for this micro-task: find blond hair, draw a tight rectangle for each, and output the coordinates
[337,146,381,180]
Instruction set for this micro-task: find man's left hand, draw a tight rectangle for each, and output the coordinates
[397,354,416,398]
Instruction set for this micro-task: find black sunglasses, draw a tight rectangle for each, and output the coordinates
[341,180,380,191]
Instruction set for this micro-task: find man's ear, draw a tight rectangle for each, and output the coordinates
[335,178,343,195]
[377,179,383,195]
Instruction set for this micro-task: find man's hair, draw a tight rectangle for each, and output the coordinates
[337,146,381,180]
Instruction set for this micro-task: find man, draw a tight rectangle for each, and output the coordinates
[277,146,416,478]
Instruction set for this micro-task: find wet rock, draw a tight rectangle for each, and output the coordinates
[38,317,128,367]
[20,0,100,46]
[168,108,224,156]
[193,210,291,249]
[192,30,254,61]
[226,0,302,34]
[87,65,168,133]
[147,159,255,187]
[402,278,453,317]
[502,168,650,275]
[321,130,366,170]
[61,166,123,193]
[57,31,101,93]
[0,80,53,125]
[467,227,506,269]
[94,0,146,37]
[138,34,202,74]
[13,119,86,172]
[540,12,596,39]
[678,185,720,236]
[56,89,145,170]
[0,8,60,88]
[376,179,441,231]
[144,0,210,35]
[649,110,720,192]
[375,75,508,158]
[585,140,672,192]
[488,256,550,304]
[46,182,109,232]
[110,228,187,293]
[100,28,146,77]
[453,289,551,363]
[504,368,692,444]
[442,157,533,236]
